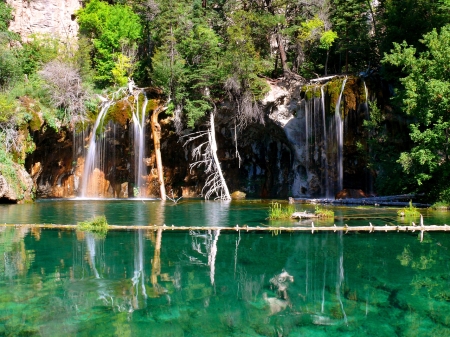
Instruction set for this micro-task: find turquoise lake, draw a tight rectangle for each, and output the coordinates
[1,200,450,336]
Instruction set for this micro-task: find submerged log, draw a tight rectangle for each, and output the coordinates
[291,211,318,219]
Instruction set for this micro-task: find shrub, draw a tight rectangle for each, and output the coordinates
[397,200,421,218]
[77,215,109,237]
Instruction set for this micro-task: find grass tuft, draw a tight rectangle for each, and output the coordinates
[268,202,295,220]
[398,200,421,218]
[314,205,334,218]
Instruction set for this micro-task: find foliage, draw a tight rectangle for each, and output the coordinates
[397,200,421,218]
[77,0,142,87]
[383,25,450,199]
[77,215,109,238]
[0,48,22,88]
[330,0,374,72]
[314,205,334,218]
[19,34,60,75]
[268,202,295,220]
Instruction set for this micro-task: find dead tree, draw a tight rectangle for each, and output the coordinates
[184,112,231,201]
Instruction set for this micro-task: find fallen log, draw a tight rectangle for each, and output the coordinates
[291,211,318,219]
[291,195,430,208]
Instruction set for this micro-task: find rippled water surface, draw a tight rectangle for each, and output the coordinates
[1,200,450,336]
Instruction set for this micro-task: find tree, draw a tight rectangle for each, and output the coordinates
[39,60,89,127]
[330,0,373,73]
[383,25,450,200]
[77,0,142,87]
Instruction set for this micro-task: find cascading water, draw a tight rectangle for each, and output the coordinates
[298,77,378,198]
[80,101,112,197]
[320,85,330,198]
[132,94,148,196]
[334,78,347,194]
[79,87,150,198]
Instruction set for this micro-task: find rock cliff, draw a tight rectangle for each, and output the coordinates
[6,0,80,41]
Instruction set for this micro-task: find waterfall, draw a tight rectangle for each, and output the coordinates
[334,78,347,194]
[132,93,148,196]
[320,85,330,198]
[79,88,150,198]
[80,101,112,197]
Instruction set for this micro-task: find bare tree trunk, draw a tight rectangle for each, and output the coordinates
[151,105,167,200]
[276,33,289,75]
[324,49,330,76]
[209,113,231,200]
[183,112,231,200]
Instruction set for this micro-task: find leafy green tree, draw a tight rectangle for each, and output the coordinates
[383,25,450,200]
[377,0,450,56]
[77,0,142,87]
[330,0,374,73]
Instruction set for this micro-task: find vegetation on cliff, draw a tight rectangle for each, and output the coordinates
[1,0,450,202]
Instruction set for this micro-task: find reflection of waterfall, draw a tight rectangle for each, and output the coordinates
[336,232,348,324]
[86,233,100,279]
[131,230,147,310]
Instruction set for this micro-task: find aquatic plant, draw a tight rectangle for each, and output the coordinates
[314,205,334,218]
[77,215,109,237]
[268,202,295,220]
[397,200,420,218]
[431,201,450,210]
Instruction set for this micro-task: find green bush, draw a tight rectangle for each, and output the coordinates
[77,215,109,238]
[397,200,421,218]
[0,48,22,88]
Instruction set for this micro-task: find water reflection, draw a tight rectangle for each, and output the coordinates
[2,228,450,336]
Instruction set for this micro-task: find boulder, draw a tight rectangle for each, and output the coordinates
[0,163,34,203]
[335,188,367,199]
[231,190,246,200]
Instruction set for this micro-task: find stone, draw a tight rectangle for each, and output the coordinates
[0,163,34,203]
[231,191,246,200]
[335,188,367,199]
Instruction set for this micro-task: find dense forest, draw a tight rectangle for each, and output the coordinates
[1,0,450,204]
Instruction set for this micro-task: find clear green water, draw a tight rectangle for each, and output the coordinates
[1,200,450,336]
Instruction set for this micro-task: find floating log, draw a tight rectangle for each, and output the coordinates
[1,222,449,238]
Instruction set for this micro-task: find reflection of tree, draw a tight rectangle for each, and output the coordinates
[0,227,34,279]
[151,228,167,296]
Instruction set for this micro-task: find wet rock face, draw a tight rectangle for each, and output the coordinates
[6,0,80,41]
[25,76,380,200]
